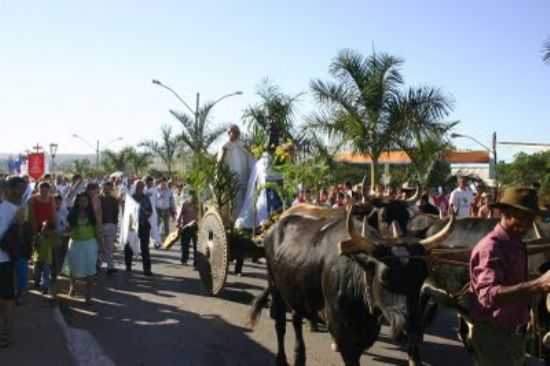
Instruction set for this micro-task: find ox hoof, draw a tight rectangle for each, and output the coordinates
[331,342,339,352]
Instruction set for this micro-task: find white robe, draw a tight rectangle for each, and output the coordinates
[218,141,255,218]
[120,193,141,255]
[234,154,272,230]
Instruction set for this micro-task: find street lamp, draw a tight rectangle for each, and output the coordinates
[49,143,58,176]
[72,134,123,168]
[451,132,498,196]
[152,79,242,129]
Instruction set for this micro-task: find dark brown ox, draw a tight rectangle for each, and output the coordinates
[249,205,454,366]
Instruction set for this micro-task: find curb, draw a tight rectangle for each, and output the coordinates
[53,306,115,366]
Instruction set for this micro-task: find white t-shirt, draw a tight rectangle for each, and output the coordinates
[0,200,18,263]
[449,187,475,219]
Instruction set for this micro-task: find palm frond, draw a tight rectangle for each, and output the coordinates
[242,79,303,150]
[544,37,550,64]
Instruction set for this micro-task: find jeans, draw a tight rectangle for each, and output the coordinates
[34,262,51,289]
[15,258,28,294]
[124,227,151,272]
[156,208,171,241]
[180,224,197,265]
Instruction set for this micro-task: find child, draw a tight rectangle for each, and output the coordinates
[33,221,57,294]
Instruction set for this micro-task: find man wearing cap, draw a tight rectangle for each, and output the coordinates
[469,186,550,365]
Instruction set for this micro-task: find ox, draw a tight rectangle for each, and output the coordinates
[249,204,454,366]
[365,186,420,237]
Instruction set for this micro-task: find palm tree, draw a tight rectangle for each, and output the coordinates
[170,103,226,154]
[544,37,550,64]
[102,148,131,173]
[309,49,454,188]
[128,150,152,177]
[393,87,457,186]
[72,159,92,176]
[140,125,180,176]
[120,147,151,176]
[242,79,303,151]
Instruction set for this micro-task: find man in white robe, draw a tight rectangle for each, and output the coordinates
[217,125,255,220]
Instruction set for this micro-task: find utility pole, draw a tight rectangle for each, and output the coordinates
[492,132,498,198]
[96,140,100,169]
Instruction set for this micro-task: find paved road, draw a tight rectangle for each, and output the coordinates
[53,246,483,366]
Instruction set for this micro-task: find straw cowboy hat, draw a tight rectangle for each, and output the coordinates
[490,186,547,216]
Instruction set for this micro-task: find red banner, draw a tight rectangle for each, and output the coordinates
[27,153,46,181]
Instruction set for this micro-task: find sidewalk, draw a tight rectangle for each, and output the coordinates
[0,290,74,365]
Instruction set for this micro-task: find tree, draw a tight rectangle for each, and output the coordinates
[124,147,151,176]
[394,95,458,187]
[184,151,239,218]
[309,49,454,188]
[169,103,226,154]
[140,125,180,176]
[101,148,131,173]
[242,79,303,157]
[72,159,92,176]
[498,150,550,200]
[544,37,550,64]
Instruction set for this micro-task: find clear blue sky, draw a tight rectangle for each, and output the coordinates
[1,0,549,161]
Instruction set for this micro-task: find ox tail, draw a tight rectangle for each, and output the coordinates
[248,286,271,329]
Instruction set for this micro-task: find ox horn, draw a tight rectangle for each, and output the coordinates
[391,221,402,239]
[419,213,456,250]
[361,215,368,238]
[405,183,420,204]
[338,207,374,255]
[533,222,544,240]
[361,174,369,203]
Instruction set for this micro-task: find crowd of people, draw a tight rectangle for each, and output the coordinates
[0,172,198,349]
[0,123,547,364]
[288,175,501,221]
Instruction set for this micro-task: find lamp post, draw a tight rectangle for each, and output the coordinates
[49,143,58,176]
[72,134,123,168]
[451,132,498,197]
[152,79,243,128]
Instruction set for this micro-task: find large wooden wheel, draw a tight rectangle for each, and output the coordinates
[196,208,229,295]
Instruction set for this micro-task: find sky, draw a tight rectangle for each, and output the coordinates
[1,0,549,161]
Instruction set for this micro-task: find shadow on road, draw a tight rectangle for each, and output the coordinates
[55,259,274,366]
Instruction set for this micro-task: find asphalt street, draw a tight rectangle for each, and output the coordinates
[47,243,489,366]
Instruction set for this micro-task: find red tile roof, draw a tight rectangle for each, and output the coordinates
[334,150,490,164]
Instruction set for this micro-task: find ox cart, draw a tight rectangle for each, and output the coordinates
[195,207,267,295]
[195,165,283,295]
